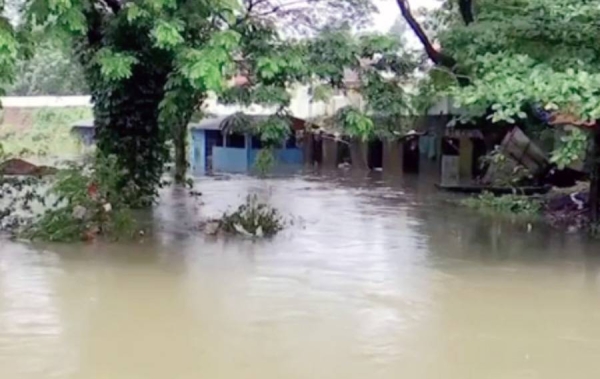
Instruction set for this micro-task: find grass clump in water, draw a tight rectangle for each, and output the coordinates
[461,191,542,216]
[218,195,284,237]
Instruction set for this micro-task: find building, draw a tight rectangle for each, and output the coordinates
[189,114,307,173]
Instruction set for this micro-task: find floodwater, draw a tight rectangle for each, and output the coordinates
[2,172,600,378]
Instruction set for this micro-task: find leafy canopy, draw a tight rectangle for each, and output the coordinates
[427,0,600,124]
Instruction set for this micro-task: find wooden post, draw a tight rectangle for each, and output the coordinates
[322,137,338,169]
[350,138,369,170]
[458,137,474,183]
[383,139,403,175]
[304,132,314,166]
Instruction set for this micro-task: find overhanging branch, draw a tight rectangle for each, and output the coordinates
[395,0,456,69]
[458,0,474,25]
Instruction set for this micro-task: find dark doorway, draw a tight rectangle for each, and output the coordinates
[441,137,460,155]
[313,133,323,165]
[472,138,487,179]
[403,136,420,173]
[337,140,351,165]
[368,139,383,169]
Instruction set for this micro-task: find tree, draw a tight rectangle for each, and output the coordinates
[0,0,375,206]
[8,36,88,95]
[306,27,421,140]
[396,0,600,222]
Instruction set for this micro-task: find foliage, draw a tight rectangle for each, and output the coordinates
[25,154,137,242]
[254,147,276,176]
[461,191,542,216]
[335,106,375,140]
[305,26,421,140]
[8,37,87,95]
[5,0,376,200]
[550,127,589,170]
[219,194,284,237]
[0,175,47,232]
[409,0,600,126]
[256,115,291,146]
[0,107,91,160]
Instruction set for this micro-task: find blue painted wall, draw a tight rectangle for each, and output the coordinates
[213,147,248,172]
[190,129,206,173]
[190,130,304,174]
[247,148,303,167]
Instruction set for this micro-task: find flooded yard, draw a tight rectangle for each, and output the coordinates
[2,172,600,378]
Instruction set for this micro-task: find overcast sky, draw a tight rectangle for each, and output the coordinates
[372,0,440,32]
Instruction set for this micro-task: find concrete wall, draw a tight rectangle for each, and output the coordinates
[213,147,248,173]
[322,139,339,168]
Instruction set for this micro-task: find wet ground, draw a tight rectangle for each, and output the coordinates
[2,171,600,378]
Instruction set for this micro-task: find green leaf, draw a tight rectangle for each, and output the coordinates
[257,57,279,80]
[312,84,334,102]
[151,20,185,49]
[95,48,138,81]
[126,3,150,23]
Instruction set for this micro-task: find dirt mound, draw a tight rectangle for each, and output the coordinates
[0,158,57,176]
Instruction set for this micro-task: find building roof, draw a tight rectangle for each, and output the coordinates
[1,96,92,108]
[73,113,310,134]
[72,116,231,131]
[192,113,309,134]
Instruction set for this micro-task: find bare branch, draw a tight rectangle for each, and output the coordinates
[245,0,269,13]
[458,0,474,25]
[251,0,310,18]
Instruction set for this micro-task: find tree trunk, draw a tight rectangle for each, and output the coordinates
[92,64,170,207]
[173,119,188,184]
[350,139,369,170]
[171,97,202,184]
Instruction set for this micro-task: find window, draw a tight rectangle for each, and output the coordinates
[251,136,262,149]
[227,133,246,148]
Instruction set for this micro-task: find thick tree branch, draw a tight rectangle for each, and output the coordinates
[458,0,474,25]
[395,0,456,69]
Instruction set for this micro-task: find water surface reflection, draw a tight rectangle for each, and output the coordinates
[1,172,600,378]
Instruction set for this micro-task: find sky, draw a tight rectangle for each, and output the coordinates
[372,0,440,32]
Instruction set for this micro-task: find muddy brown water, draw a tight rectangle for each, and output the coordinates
[2,172,600,378]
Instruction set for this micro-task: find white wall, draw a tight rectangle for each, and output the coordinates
[1,92,457,117]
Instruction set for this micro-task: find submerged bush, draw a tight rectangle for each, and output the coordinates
[218,195,284,237]
[24,154,137,241]
[254,148,276,176]
[461,191,542,216]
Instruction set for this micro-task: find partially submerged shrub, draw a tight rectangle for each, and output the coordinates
[461,191,542,216]
[0,176,47,232]
[218,195,284,237]
[24,154,137,241]
[254,148,276,176]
